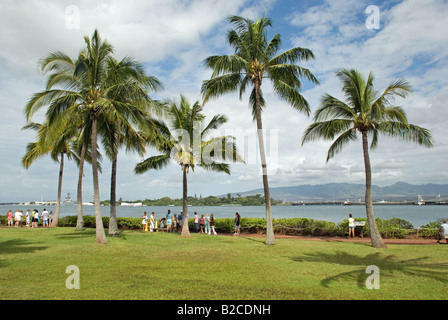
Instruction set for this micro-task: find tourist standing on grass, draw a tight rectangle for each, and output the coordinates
[172,214,178,233]
[209,213,217,235]
[49,211,54,225]
[26,209,31,227]
[205,213,210,234]
[42,208,49,228]
[33,210,39,228]
[166,210,172,232]
[31,209,36,228]
[199,214,205,234]
[177,211,184,232]
[7,210,13,227]
[348,214,355,238]
[194,212,199,233]
[150,212,155,232]
[234,212,241,235]
[142,212,148,232]
[437,219,448,244]
[14,209,22,227]
[25,210,30,228]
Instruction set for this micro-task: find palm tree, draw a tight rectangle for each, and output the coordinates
[99,57,163,237]
[22,119,79,227]
[25,29,162,243]
[201,15,319,245]
[135,95,243,237]
[302,69,434,248]
[73,125,101,231]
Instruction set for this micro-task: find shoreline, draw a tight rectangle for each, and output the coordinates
[3,202,448,206]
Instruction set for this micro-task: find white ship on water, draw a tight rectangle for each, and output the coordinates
[416,194,425,205]
[63,193,73,204]
[120,202,143,207]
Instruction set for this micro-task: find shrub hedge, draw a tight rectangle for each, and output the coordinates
[1,215,443,239]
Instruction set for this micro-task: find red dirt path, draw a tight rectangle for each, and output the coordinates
[225,232,446,245]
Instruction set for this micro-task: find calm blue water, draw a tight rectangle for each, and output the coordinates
[2,204,447,228]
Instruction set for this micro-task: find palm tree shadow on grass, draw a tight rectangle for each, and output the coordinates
[0,239,49,255]
[55,228,129,240]
[0,239,49,269]
[290,251,448,288]
[55,229,96,240]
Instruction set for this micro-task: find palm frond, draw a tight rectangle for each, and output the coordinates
[199,162,231,175]
[302,119,354,145]
[201,114,227,138]
[203,55,247,78]
[376,121,434,147]
[326,128,358,162]
[201,73,243,104]
[271,78,311,116]
[249,86,265,120]
[134,154,172,174]
[314,94,356,121]
[269,46,315,66]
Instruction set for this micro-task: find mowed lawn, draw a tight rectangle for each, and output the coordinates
[0,227,447,300]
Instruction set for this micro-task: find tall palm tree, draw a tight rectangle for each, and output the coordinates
[73,125,101,231]
[22,119,79,227]
[135,95,243,237]
[99,57,163,237]
[201,15,319,245]
[302,69,434,248]
[25,29,162,243]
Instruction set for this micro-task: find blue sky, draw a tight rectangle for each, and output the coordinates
[0,0,447,202]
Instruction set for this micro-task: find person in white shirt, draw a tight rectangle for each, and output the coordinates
[150,212,155,232]
[348,213,355,238]
[33,210,39,228]
[41,209,49,228]
[437,219,448,244]
[14,210,22,227]
[141,212,148,232]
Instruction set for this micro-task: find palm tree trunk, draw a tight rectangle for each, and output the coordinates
[254,81,275,245]
[362,131,386,248]
[181,166,190,237]
[91,115,108,244]
[75,145,85,231]
[52,153,64,227]
[109,139,119,237]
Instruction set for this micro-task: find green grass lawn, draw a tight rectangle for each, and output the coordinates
[0,227,447,300]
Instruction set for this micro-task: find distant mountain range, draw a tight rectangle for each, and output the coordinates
[224,182,448,202]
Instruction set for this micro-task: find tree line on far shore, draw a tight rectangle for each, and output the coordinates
[101,194,282,207]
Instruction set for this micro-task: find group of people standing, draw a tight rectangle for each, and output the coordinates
[141,210,184,233]
[6,208,53,228]
[192,212,218,235]
[141,210,242,235]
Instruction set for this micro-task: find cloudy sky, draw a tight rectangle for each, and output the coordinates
[1,0,447,203]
